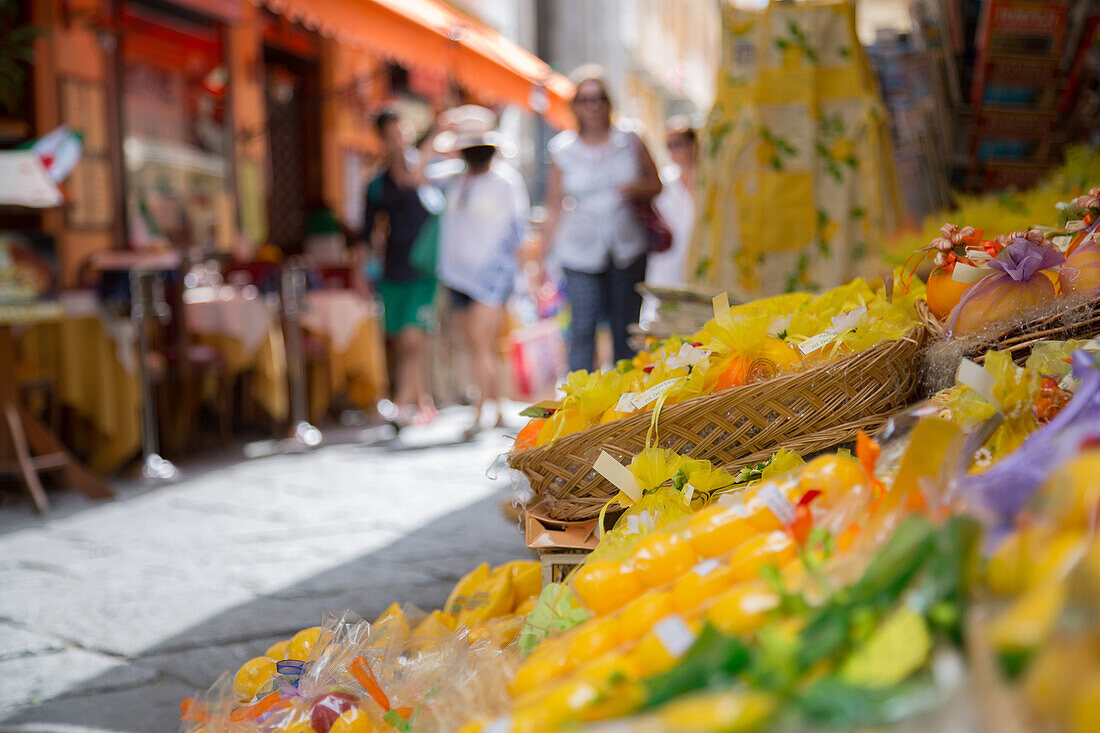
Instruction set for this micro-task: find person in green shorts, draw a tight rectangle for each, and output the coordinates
[362,110,440,425]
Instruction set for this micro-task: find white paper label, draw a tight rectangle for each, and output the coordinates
[614,392,639,413]
[653,615,696,657]
[798,328,839,355]
[682,482,696,504]
[665,343,711,370]
[631,377,684,409]
[756,484,797,526]
[485,718,512,733]
[957,359,999,409]
[1058,373,1079,392]
[692,559,721,578]
[712,292,734,330]
[593,451,644,503]
[951,263,992,284]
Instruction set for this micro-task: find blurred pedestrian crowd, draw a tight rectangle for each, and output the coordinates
[361,65,699,435]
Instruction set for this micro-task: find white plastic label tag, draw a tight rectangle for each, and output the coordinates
[654,615,696,657]
[957,359,999,409]
[798,328,839,355]
[756,484,796,526]
[712,292,734,330]
[692,559,721,578]
[951,262,991,284]
[665,343,711,370]
[593,451,643,503]
[631,377,683,409]
[615,392,639,413]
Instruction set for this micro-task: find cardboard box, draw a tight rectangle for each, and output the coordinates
[525,500,617,551]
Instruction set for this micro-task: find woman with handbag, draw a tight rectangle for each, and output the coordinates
[540,66,664,372]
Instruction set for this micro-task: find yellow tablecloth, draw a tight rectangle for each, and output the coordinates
[193,329,289,422]
[302,290,388,417]
[183,287,289,422]
[17,316,141,475]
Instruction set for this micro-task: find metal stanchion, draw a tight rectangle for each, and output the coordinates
[130,269,179,482]
[280,259,322,449]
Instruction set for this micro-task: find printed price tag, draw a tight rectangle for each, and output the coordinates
[692,559,721,578]
[1058,373,1079,392]
[631,377,684,409]
[615,392,639,412]
[797,328,839,355]
[756,484,796,526]
[654,615,696,657]
[682,482,696,504]
[593,451,644,504]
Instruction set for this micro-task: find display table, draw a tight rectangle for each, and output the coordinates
[1,300,113,512]
[183,285,289,421]
[301,289,387,413]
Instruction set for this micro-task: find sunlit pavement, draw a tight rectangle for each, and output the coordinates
[0,407,530,732]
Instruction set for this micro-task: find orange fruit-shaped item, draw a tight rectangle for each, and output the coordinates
[743,495,785,533]
[287,627,328,661]
[687,504,755,557]
[232,655,277,700]
[926,265,973,320]
[536,408,589,446]
[568,615,621,663]
[330,707,375,733]
[631,531,698,588]
[728,531,797,582]
[706,581,780,636]
[798,454,869,509]
[713,356,750,392]
[514,418,546,452]
[573,560,644,615]
[264,639,290,660]
[672,559,737,614]
[1060,243,1100,297]
[618,590,674,642]
[511,639,572,694]
[628,615,700,678]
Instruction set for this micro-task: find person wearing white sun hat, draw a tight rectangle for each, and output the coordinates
[434,105,530,437]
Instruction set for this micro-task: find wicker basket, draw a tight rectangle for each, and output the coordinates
[509,326,926,521]
[919,292,1100,365]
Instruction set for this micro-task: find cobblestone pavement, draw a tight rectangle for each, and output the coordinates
[0,408,531,732]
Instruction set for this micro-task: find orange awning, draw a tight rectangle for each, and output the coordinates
[262,0,574,129]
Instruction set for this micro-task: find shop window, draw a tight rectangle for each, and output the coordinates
[120,1,230,249]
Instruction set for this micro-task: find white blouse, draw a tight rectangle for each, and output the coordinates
[548,127,647,273]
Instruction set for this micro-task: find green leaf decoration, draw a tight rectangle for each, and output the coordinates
[516,583,591,656]
[840,608,932,688]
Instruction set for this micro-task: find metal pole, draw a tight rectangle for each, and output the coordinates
[280,259,322,449]
[129,269,179,482]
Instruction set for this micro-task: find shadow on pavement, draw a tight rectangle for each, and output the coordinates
[1,490,531,732]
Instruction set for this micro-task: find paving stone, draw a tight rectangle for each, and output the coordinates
[0,408,530,731]
[0,678,195,733]
[0,649,157,714]
[0,624,64,662]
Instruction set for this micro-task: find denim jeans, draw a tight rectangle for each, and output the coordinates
[563,254,647,372]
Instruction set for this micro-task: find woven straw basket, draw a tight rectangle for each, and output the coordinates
[509,326,927,521]
[919,292,1100,366]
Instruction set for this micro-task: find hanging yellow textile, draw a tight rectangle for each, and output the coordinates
[688,0,901,297]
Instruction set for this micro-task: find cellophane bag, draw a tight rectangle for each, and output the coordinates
[947,235,1064,336]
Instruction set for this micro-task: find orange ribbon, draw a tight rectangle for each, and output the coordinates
[349,655,392,712]
[229,691,291,722]
[179,697,206,723]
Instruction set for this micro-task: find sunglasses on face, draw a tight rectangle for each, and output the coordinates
[574,94,608,106]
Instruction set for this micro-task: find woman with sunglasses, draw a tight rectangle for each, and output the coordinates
[541,66,663,371]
